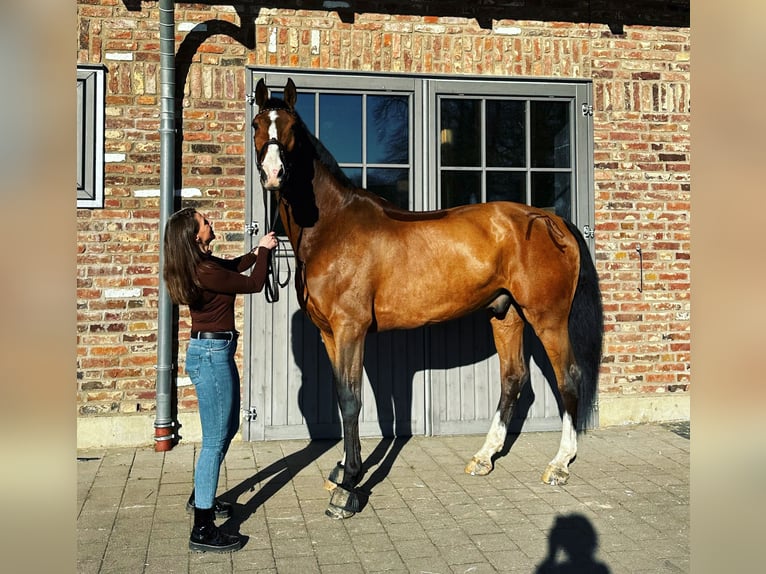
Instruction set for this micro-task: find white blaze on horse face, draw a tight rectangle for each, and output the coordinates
[261,110,284,189]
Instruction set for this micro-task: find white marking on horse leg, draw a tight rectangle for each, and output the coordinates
[467,411,506,475]
[543,411,577,484]
[478,411,507,459]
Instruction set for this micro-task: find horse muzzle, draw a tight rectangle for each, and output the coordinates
[258,140,287,191]
[260,167,284,191]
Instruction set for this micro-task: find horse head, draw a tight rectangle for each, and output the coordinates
[252,78,319,229]
[252,78,299,192]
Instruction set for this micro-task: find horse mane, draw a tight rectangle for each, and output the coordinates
[302,126,356,189]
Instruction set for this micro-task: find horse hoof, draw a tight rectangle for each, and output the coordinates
[325,505,355,520]
[325,486,359,520]
[324,479,338,491]
[541,465,569,486]
[465,457,493,476]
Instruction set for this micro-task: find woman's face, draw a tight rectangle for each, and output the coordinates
[194,212,215,249]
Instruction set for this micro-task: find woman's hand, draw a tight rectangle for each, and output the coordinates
[257,231,278,251]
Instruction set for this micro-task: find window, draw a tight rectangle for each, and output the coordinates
[77,65,106,208]
[250,71,593,243]
[439,97,572,217]
[270,79,414,210]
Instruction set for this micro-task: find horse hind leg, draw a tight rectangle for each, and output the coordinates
[539,335,581,486]
[466,313,526,476]
[542,403,577,485]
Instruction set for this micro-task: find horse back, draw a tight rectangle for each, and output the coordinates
[302,200,581,332]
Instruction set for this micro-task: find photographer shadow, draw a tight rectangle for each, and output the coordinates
[535,514,611,574]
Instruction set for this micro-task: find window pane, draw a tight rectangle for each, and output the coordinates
[486,100,525,167]
[294,93,315,135]
[530,101,570,168]
[441,170,481,208]
[440,99,481,167]
[531,172,571,218]
[367,95,409,164]
[320,94,362,163]
[270,90,315,134]
[77,78,86,192]
[487,171,526,204]
[342,167,363,188]
[368,168,409,209]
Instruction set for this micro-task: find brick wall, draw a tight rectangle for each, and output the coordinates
[76,1,690,437]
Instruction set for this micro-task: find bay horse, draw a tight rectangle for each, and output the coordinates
[252,78,603,519]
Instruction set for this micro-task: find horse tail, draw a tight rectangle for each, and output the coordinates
[563,219,604,433]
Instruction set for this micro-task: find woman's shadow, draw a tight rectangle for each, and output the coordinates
[214,311,341,539]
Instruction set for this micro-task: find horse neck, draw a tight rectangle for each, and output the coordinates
[312,159,354,213]
[278,156,354,257]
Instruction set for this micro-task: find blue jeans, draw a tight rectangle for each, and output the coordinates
[185,336,241,510]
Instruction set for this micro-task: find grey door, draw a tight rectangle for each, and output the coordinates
[242,70,595,441]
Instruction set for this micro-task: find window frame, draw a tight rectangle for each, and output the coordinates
[77,64,106,208]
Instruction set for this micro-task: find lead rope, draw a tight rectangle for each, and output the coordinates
[263,190,291,303]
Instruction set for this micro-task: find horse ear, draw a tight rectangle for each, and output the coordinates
[284,78,297,110]
[254,78,268,107]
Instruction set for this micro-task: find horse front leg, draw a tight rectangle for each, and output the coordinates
[323,331,366,519]
[466,315,526,476]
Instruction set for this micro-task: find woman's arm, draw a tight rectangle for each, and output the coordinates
[197,252,270,294]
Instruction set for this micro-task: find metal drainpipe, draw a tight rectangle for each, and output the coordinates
[154,0,176,452]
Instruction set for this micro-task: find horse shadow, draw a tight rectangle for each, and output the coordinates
[534,513,611,573]
[220,306,562,532]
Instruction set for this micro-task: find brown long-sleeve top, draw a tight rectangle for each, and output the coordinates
[189,247,269,333]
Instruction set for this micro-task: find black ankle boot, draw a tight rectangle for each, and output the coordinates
[189,507,242,553]
[186,489,232,519]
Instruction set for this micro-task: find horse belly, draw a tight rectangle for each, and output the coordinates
[373,271,496,331]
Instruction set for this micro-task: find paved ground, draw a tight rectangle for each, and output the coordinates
[77,423,689,573]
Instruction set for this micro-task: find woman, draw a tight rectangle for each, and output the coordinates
[163,207,278,552]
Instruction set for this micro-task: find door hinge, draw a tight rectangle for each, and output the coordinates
[581,103,594,117]
[244,407,258,422]
[245,221,260,236]
[245,91,257,106]
[582,224,595,239]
